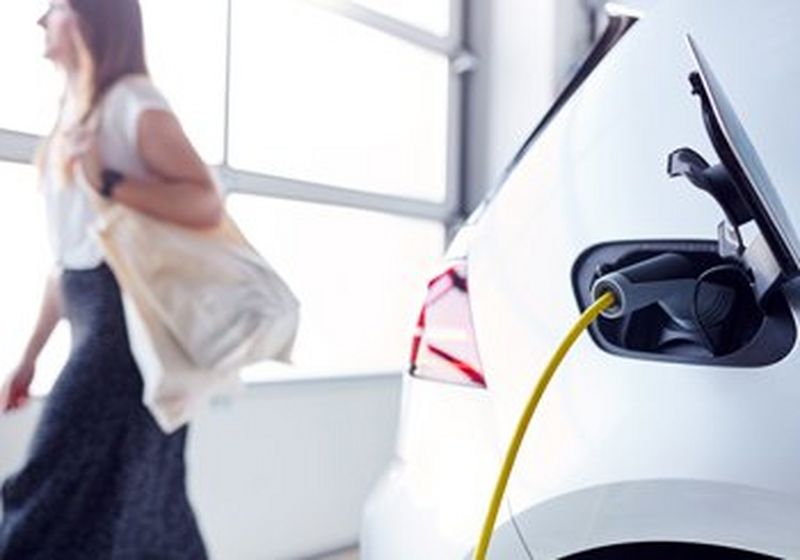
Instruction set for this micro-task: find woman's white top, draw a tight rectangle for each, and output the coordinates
[41,75,171,270]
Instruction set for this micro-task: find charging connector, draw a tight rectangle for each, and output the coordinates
[591,253,697,325]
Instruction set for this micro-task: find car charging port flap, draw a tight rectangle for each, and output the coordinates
[666,35,800,303]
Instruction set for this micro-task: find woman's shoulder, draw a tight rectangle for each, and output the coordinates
[103,74,171,117]
[101,74,172,142]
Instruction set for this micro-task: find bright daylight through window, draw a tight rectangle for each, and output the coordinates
[0,0,458,390]
[229,0,449,200]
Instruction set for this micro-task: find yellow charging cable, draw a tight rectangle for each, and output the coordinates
[473,291,616,559]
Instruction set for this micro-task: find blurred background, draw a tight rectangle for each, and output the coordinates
[0,0,612,557]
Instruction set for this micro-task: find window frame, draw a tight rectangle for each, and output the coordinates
[219,0,470,218]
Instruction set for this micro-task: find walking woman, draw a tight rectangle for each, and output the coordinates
[0,0,222,557]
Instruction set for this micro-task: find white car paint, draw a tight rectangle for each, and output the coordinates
[363,1,800,558]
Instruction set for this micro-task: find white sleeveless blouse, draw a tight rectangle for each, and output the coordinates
[41,75,171,270]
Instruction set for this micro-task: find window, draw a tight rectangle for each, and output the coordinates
[229,0,449,200]
[0,162,69,395]
[228,194,444,373]
[354,0,451,37]
[140,0,227,163]
[0,0,466,382]
[0,1,60,134]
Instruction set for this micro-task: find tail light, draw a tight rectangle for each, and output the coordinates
[409,261,486,388]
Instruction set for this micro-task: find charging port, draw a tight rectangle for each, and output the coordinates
[573,241,795,367]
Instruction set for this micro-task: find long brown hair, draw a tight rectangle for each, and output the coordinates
[38,0,149,179]
[70,0,149,122]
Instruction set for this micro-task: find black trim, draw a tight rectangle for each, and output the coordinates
[476,11,638,212]
[564,541,778,560]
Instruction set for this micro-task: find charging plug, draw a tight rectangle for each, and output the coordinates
[591,253,697,324]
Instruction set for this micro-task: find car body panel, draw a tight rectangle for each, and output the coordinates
[363,1,800,557]
[512,479,800,558]
[360,374,530,559]
[467,0,800,555]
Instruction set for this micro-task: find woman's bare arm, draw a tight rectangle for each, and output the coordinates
[84,110,224,229]
[22,269,63,366]
[2,269,62,411]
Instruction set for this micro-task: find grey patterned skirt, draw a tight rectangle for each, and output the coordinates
[0,263,208,559]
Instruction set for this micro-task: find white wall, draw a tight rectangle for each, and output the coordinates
[462,0,592,212]
[0,374,402,559]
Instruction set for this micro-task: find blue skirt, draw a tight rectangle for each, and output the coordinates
[0,264,207,559]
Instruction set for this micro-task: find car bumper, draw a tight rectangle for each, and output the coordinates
[360,375,529,559]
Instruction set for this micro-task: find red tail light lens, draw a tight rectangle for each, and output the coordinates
[409,261,486,388]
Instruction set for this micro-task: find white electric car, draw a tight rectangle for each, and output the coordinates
[361,1,800,558]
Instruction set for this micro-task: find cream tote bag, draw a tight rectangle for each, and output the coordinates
[79,177,300,433]
[75,105,299,432]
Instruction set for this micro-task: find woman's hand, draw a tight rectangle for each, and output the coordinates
[0,361,36,413]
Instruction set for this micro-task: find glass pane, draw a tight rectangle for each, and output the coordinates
[0,162,69,397]
[354,0,450,37]
[140,0,227,163]
[226,194,444,375]
[229,0,449,201]
[0,1,61,134]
